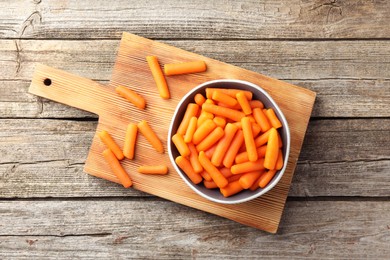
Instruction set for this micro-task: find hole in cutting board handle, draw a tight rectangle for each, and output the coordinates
[43,78,52,86]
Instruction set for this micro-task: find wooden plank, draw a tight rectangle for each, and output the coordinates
[0,200,389,259]
[1,119,389,198]
[1,39,389,118]
[1,0,389,39]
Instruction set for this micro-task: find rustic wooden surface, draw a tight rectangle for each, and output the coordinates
[0,0,389,258]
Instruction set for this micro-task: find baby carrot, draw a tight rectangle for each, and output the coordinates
[236,91,252,115]
[275,149,284,170]
[254,128,272,147]
[195,127,225,152]
[115,86,146,110]
[213,116,227,129]
[265,108,282,129]
[253,107,271,132]
[192,118,217,145]
[249,100,264,109]
[264,128,279,170]
[146,56,170,99]
[212,90,238,107]
[197,110,214,127]
[249,173,264,191]
[188,143,203,173]
[239,171,262,189]
[164,61,207,76]
[184,116,197,143]
[206,88,252,100]
[211,123,238,167]
[194,93,206,106]
[123,123,138,160]
[241,117,258,162]
[259,170,277,188]
[231,158,265,175]
[220,180,244,197]
[137,165,168,175]
[137,120,164,153]
[198,151,228,188]
[222,129,244,168]
[217,101,242,110]
[235,145,267,164]
[204,180,218,189]
[102,149,132,188]
[200,170,212,181]
[175,156,203,184]
[204,143,218,159]
[202,103,245,122]
[227,173,243,183]
[98,130,124,160]
[219,167,234,178]
[177,103,199,135]
[252,123,262,138]
[172,133,190,157]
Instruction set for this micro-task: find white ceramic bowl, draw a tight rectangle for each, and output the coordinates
[168,79,290,204]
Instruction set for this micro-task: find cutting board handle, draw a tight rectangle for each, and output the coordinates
[29,64,111,116]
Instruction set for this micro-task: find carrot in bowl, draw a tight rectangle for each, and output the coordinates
[175,156,203,184]
[164,61,207,76]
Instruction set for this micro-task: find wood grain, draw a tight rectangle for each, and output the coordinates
[28,33,315,233]
[1,200,389,259]
[1,0,389,39]
[1,39,389,118]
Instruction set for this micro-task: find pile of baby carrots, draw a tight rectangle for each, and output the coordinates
[100,57,207,188]
[172,88,284,197]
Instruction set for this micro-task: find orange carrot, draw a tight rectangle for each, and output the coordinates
[253,107,271,132]
[192,118,217,145]
[98,130,124,160]
[195,127,224,152]
[259,170,277,188]
[219,167,234,178]
[115,86,146,110]
[204,180,218,189]
[204,143,218,159]
[200,170,212,181]
[198,151,228,188]
[220,180,244,197]
[265,108,282,129]
[202,103,245,122]
[241,117,258,162]
[102,149,132,188]
[217,101,242,110]
[212,90,238,107]
[250,100,264,109]
[123,123,138,160]
[184,116,197,143]
[275,149,284,170]
[254,128,272,147]
[227,173,243,183]
[175,156,203,184]
[137,120,164,153]
[137,165,168,175]
[236,91,252,115]
[146,56,170,99]
[252,123,262,138]
[213,116,227,129]
[197,110,214,127]
[222,129,244,168]
[231,158,265,175]
[235,145,267,164]
[188,143,203,173]
[177,103,199,135]
[249,173,264,191]
[206,88,252,100]
[264,128,279,170]
[239,171,262,189]
[211,123,238,167]
[164,61,207,76]
[172,133,190,157]
[194,93,206,106]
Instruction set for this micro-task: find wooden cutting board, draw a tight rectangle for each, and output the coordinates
[29,32,316,233]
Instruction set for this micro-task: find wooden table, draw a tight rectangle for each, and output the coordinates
[1,0,389,258]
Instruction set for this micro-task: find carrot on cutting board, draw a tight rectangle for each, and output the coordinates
[123,123,138,160]
[164,61,207,76]
[137,165,168,175]
[175,156,203,184]
[102,149,132,188]
[146,56,170,99]
[172,133,190,157]
[115,86,146,110]
[137,120,164,153]
[177,103,199,135]
[198,151,228,188]
[263,128,279,170]
[98,130,124,160]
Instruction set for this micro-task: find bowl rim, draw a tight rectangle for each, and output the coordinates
[168,79,291,204]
